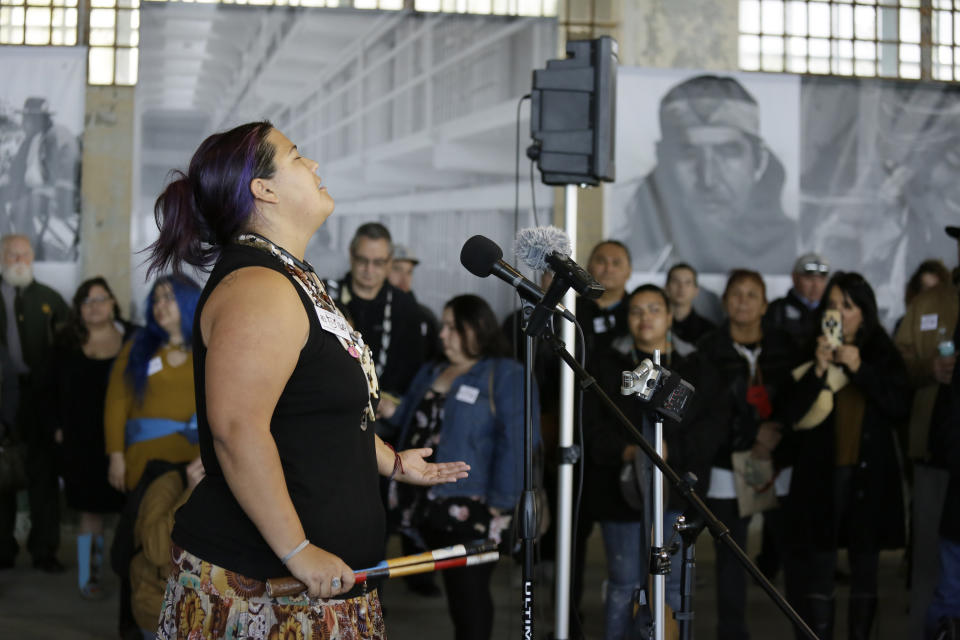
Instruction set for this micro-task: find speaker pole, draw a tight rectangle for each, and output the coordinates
[553,183,579,640]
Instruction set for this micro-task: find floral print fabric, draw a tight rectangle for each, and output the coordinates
[157,545,385,640]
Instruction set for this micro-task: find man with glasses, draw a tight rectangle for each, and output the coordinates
[326,223,428,413]
[326,223,434,597]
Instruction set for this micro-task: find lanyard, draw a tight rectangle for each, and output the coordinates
[236,233,380,423]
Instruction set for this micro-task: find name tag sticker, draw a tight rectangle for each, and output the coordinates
[316,308,351,340]
[593,316,609,334]
[455,385,480,404]
[920,314,939,331]
[147,356,163,377]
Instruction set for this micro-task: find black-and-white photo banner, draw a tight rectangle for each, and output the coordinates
[0,47,85,264]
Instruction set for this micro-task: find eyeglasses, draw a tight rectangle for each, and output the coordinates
[351,255,389,269]
[82,296,112,306]
[800,263,830,275]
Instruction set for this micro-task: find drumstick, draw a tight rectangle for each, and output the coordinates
[265,546,500,598]
[354,551,500,583]
[365,540,498,572]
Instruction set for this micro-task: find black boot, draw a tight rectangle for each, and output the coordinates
[848,593,877,640]
[805,593,835,640]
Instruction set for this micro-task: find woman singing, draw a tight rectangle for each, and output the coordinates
[148,121,469,639]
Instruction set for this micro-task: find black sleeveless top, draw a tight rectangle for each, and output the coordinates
[172,244,385,583]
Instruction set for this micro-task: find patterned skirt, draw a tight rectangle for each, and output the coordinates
[157,545,386,640]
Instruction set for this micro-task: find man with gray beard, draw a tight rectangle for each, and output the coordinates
[0,234,69,571]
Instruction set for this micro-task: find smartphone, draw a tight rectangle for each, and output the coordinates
[822,309,843,348]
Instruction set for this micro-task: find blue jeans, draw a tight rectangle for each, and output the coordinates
[926,537,960,638]
[600,521,652,640]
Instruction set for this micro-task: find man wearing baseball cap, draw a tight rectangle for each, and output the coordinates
[895,225,960,634]
[764,252,831,350]
[388,244,439,363]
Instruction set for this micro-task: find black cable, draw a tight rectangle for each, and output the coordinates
[530,159,540,227]
[515,94,531,239]
[509,94,533,364]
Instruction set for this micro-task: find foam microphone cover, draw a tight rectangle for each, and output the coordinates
[514,226,572,271]
[460,235,503,278]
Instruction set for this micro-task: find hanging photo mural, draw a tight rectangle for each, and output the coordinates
[0,47,85,263]
[609,67,958,326]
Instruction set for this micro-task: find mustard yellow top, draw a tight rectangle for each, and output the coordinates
[104,340,198,490]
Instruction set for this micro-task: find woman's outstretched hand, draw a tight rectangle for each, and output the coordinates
[395,448,470,486]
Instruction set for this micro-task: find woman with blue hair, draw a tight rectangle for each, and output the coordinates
[104,274,202,492]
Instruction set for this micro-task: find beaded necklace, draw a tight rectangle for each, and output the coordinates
[236,233,380,427]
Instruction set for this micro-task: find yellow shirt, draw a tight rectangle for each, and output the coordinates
[104,340,198,490]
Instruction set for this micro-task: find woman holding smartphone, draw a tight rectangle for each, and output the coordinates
[786,272,908,640]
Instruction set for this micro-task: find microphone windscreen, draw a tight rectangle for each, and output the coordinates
[514,226,572,271]
[460,235,503,278]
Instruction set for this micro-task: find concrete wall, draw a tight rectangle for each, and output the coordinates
[79,85,135,314]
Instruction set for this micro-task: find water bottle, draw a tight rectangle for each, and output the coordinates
[938,327,955,358]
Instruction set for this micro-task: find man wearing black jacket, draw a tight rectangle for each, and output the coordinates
[0,235,69,571]
[581,284,727,637]
[325,223,428,409]
[765,252,830,350]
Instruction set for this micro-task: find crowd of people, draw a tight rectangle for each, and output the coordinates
[0,120,956,640]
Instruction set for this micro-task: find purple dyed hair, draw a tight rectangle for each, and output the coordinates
[147,120,276,276]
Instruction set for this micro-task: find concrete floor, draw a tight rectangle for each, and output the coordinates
[0,513,913,639]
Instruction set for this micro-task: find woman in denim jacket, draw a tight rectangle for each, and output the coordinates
[381,294,539,640]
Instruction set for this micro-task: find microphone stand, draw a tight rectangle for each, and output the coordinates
[518,299,539,640]
[674,513,704,640]
[651,349,666,640]
[533,329,819,640]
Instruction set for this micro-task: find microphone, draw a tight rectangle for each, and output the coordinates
[514,225,571,272]
[621,358,696,423]
[460,235,576,322]
[514,226,603,336]
[515,226,604,299]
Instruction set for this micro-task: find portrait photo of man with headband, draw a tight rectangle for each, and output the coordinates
[616,74,798,274]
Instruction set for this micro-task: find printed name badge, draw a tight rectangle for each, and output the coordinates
[920,313,939,331]
[147,356,163,377]
[456,385,480,405]
[594,316,609,334]
[316,308,351,340]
